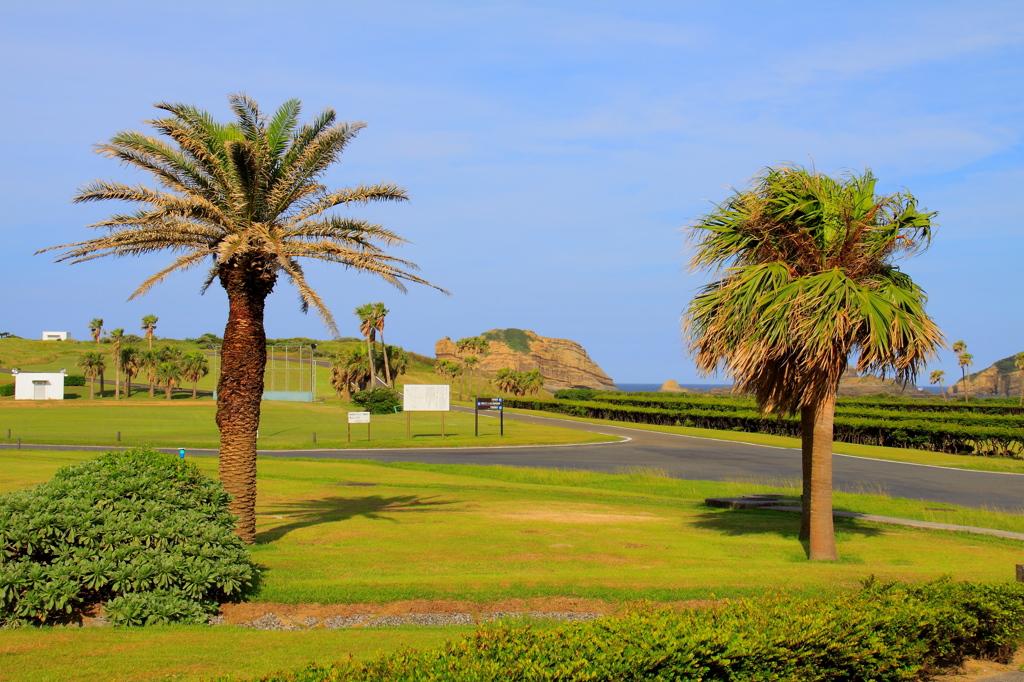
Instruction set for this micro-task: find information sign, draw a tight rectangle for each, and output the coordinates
[403,385,450,412]
[476,398,503,411]
[348,411,371,424]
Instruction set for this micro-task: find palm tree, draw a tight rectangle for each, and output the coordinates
[952,340,967,402]
[494,367,520,395]
[524,368,544,396]
[181,350,210,399]
[355,303,380,388]
[330,346,371,401]
[386,346,410,384]
[88,318,105,397]
[40,95,446,542]
[372,302,393,387]
[683,165,942,561]
[76,352,105,400]
[958,353,974,403]
[1015,352,1024,407]
[155,361,183,399]
[119,347,140,398]
[139,349,161,398]
[109,328,125,399]
[141,315,159,351]
[929,370,947,402]
[463,356,480,397]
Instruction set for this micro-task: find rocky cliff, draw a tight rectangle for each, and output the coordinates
[947,353,1024,398]
[435,329,617,392]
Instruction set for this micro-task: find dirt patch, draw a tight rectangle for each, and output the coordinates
[932,648,1024,681]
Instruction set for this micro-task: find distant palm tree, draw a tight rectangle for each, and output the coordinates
[88,318,105,396]
[463,356,480,397]
[956,348,974,404]
[109,328,125,399]
[524,369,544,396]
[330,346,371,402]
[77,352,105,400]
[139,349,161,398]
[372,302,393,387]
[141,315,158,351]
[386,346,410,383]
[155,361,183,400]
[1016,352,1024,407]
[929,370,947,402]
[355,303,379,388]
[952,340,967,402]
[181,350,210,399]
[494,367,519,395]
[119,347,140,398]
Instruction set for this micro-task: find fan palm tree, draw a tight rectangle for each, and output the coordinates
[371,302,393,387]
[76,352,105,400]
[155,361,183,399]
[386,346,410,383]
[330,346,371,401]
[88,318,105,397]
[139,349,161,398]
[958,353,974,403]
[40,94,445,543]
[463,356,480,397]
[119,347,140,398]
[109,328,125,399]
[683,165,942,561]
[494,367,520,395]
[141,315,158,351]
[524,368,544,396]
[929,369,947,401]
[355,303,380,388]
[181,350,210,399]
[952,340,967,402]
[1015,352,1024,407]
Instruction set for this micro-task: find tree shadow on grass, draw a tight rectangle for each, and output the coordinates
[255,494,456,544]
[691,508,884,540]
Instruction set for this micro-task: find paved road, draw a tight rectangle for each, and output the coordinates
[6,407,1020,512]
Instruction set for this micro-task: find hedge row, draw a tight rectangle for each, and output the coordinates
[507,398,1024,457]
[251,579,1024,682]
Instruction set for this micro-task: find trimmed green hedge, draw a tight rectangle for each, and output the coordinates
[505,398,1024,457]
[249,579,1024,681]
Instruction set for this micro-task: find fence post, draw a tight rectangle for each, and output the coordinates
[312,432,317,444]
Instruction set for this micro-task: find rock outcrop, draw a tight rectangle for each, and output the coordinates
[659,380,685,393]
[435,329,616,392]
[947,354,1024,398]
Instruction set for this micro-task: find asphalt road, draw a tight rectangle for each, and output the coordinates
[3,407,1020,512]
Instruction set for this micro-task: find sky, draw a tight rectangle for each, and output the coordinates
[2,1,1022,385]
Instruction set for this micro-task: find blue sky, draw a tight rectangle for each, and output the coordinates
[2,1,1022,384]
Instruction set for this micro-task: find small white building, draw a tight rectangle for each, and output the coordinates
[14,372,65,400]
[41,332,69,341]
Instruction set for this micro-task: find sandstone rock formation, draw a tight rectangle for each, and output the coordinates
[659,380,685,393]
[947,353,1024,398]
[435,329,616,392]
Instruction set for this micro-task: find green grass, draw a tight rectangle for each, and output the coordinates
[503,407,1024,473]
[0,400,616,450]
[2,448,1023,680]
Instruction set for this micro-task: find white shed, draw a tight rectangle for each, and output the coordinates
[41,332,69,341]
[14,372,65,400]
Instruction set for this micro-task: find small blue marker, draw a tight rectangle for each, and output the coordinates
[179,447,185,460]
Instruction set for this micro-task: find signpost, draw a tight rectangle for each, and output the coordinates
[475,397,503,436]
[403,385,451,439]
[348,411,371,443]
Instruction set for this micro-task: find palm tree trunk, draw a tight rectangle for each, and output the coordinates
[192,380,198,399]
[149,372,156,399]
[380,332,392,387]
[365,336,377,387]
[962,369,968,404]
[165,384,172,399]
[125,373,132,398]
[940,381,947,402]
[216,265,273,544]
[89,377,95,400]
[115,365,121,399]
[807,392,838,561]
[799,405,813,542]
[99,371,105,398]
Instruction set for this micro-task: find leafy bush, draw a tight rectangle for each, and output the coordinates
[0,447,256,627]
[252,578,1024,681]
[0,383,12,397]
[482,328,533,354]
[352,386,402,414]
[64,374,86,386]
[553,388,596,401]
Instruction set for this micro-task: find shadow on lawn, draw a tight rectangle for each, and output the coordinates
[691,508,883,540]
[255,494,456,544]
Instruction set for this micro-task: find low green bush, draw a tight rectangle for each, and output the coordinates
[553,388,596,401]
[352,386,402,414]
[64,374,86,387]
[0,383,13,397]
[0,447,256,627]
[251,578,1024,681]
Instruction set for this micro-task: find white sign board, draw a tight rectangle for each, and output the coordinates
[348,411,371,424]
[403,384,450,412]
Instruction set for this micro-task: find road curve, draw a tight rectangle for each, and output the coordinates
[2,407,1020,512]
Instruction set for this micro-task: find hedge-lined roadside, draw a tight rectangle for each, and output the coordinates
[507,398,1024,457]
[249,579,1024,682]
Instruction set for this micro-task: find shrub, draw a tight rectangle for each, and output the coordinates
[0,447,256,627]
[553,388,596,401]
[0,383,13,397]
[251,578,1024,681]
[352,386,402,414]
[64,374,86,387]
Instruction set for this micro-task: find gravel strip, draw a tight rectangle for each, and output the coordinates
[229,610,605,630]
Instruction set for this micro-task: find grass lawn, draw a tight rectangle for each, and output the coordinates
[3,449,1023,681]
[0,400,617,450]
[502,406,1024,474]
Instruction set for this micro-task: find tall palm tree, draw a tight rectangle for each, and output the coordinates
[76,352,105,400]
[958,353,974,403]
[40,95,445,542]
[88,318,105,397]
[141,315,159,351]
[330,346,371,402]
[372,302,393,387]
[355,303,380,388]
[683,165,942,561]
[109,328,125,399]
[155,361,183,399]
[386,346,410,384]
[139,349,161,399]
[119,347,140,398]
[952,340,967,403]
[181,350,210,399]
[1015,352,1024,407]
[929,369,947,402]
[463,356,480,397]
